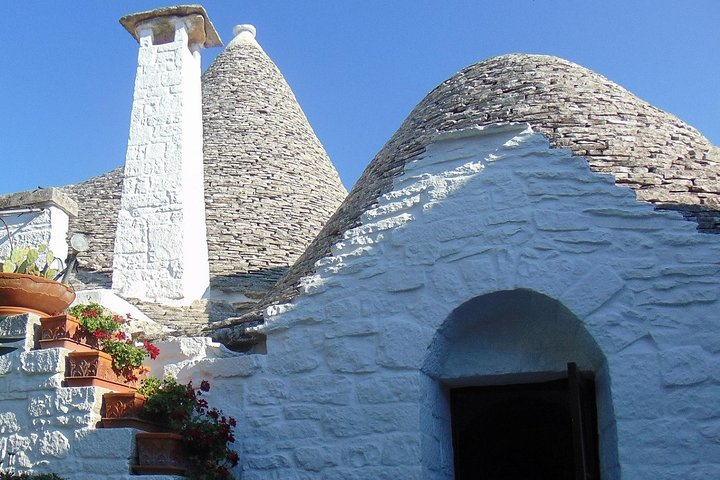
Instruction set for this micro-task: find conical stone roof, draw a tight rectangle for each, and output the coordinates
[62,25,347,302]
[201,25,347,293]
[211,53,720,346]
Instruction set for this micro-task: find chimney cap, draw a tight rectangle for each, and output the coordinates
[233,24,256,39]
[120,4,222,47]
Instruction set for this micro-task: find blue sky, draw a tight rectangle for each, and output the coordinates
[1,1,718,195]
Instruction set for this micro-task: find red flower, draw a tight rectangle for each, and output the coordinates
[143,341,160,360]
[228,417,236,427]
[226,451,239,467]
[200,380,210,392]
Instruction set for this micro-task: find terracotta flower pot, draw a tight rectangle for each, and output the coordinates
[103,391,146,418]
[132,432,187,475]
[65,350,146,393]
[39,314,99,351]
[100,392,166,431]
[0,272,75,317]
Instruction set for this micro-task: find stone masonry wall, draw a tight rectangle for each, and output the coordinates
[200,125,720,478]
[112,22,209,304]
[0,189,77,268]
[62,169,123,278]
[6,126,719,478]
[0,209,67,267]
[0,314,144,479]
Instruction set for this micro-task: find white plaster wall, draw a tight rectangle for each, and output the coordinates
[113,21,209,305]
[178,124,720,479]
[0,314,147,479]
[0,207,69,268]
[5,124,719,479]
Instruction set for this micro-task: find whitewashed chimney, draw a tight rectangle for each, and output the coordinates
[112,6,221,305]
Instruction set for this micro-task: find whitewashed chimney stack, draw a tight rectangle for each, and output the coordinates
[112,7,221,305]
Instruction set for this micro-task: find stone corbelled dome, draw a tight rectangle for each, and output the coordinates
[211,53,720,344]
[61,168,123,277]
[62,25,347,296]
[201,25,347,291]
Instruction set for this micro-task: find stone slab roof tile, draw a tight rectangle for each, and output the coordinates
[60,26,347,330]
[200,27,347,279]
[210,53,720,346]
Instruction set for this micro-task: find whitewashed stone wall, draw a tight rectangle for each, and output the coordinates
[169,124,719,479]
[0,209,67,265]
[0,314,154,479]
[113,19,209,305]
[0,189,77,266]
[5,124,719,478]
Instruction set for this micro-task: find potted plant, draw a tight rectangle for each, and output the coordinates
[0,245,74,317]
[63,302,159,390]
[132,377,239,479]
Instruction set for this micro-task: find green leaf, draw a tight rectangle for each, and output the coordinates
[26,249,39,265]
[10,248,25,263]
[16,259,29,274]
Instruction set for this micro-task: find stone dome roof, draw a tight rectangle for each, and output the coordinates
[211,53,720,346]
[201,25,347,290]
[62,25,347,297]
[62,168,123,279]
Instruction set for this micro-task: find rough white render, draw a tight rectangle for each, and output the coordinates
[112,18,209,305]
[172,124,717,479]
[0,207,69,268]
[4,124,719,479]
[0,314,146,479]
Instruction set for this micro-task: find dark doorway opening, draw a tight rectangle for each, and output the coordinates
[450,365,600,480]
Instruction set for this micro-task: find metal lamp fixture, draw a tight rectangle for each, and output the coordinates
[59,233,89,284]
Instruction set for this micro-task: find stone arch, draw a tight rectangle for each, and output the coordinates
[420,288,619,479]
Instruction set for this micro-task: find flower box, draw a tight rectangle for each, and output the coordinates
[65,350,146,393]
[101,392,166,432]
[132,432,187,476]
[39,314,99,352]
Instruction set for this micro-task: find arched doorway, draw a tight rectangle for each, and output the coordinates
[421,289,618,479]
